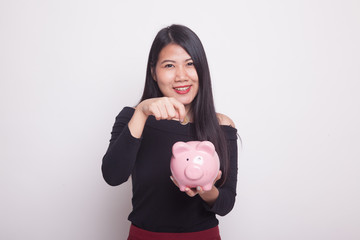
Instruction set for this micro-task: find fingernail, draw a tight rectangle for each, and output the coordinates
[197,186,201,191]
[185,188,190,192]
[180,119,184,123]
[170,176,174,181]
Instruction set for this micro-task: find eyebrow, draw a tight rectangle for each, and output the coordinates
[160,58,193,65]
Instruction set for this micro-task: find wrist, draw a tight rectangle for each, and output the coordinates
[128,106,148,138]
[199,185,219,207]
[134,104,148,119]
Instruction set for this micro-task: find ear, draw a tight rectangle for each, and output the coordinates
[172,142,191,157]
[196,141,215,155]
[151,67,157,82]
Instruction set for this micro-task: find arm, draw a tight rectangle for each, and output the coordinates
[174,134,238,215]
[129,97,186,138]
[101,108,142,186]
[102,98,186,186]
[199,113,237,209]
[174,114,238,215]
[204,136,238,216]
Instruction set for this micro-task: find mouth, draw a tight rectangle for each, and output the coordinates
[173,85,191,94]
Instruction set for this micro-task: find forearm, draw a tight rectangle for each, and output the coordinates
[101,108,143,186]
[199,185,219,207]
[128,97,187,138]
[102,125,141,186]
[202,136,238,215]
[128,107,148,138]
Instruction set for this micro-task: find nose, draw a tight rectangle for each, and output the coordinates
[175,66,188,81]
[185,165,204,180]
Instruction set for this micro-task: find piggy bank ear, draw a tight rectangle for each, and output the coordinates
[196,141,215,155]
[172,142,191,157]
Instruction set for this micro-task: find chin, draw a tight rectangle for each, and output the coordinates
[178,98,194,106]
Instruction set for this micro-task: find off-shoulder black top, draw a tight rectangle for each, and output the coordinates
[102,107,238,232]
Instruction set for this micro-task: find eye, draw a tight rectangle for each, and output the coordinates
[187,62,194,66]
[194,156,203,165]
[164,64,174,68]
[186,158,189,161]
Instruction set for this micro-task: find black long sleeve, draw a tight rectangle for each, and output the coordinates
[102,108,142,186]
[204,130,238,216]
[101,107,238,232]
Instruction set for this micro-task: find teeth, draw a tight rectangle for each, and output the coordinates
[175,86,190,91]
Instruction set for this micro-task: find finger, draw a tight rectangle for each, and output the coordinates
[149,103,162,120]
[169,98,186,122]
[164,99,177,120]
[215,170,222,182]
[196,186,205,194]
[185,187,198,197]
[170,176,179,187]
[157,103,168,120]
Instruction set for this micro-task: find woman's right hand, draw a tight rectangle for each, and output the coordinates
[128,97,186,138]
[137,97,187,122]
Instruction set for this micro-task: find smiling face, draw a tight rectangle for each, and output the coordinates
[153,44,199,111]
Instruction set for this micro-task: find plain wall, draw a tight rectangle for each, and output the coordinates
[1,0,359,239]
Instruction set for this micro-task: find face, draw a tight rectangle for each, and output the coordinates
[153,44,199,111]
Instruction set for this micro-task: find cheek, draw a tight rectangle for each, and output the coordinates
[157,71,174,84]
[174,161,187,172]
[188,69,199,81]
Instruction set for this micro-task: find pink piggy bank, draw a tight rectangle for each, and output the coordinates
[170,141,220,191]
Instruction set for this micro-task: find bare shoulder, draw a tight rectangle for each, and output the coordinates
[216,113,236,128]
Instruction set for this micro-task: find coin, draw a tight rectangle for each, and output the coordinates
[180,116,189,125]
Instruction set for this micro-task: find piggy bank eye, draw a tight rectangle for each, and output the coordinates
[194,156,203,165]
[186,158,189,161]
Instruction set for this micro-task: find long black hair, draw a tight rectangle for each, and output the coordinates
[139,24,229,186]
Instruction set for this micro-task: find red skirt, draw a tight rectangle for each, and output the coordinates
[127,224,221,240]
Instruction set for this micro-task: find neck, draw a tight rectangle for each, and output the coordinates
[185,105,193,121]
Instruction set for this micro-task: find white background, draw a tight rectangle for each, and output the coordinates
[1,0,360,239]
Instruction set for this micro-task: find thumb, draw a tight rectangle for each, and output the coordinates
[214,170,222,183]
[174,112,180,120]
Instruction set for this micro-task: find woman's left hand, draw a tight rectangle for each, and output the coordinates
[170,171,222,197]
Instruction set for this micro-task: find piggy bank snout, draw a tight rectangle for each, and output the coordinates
[185,165,204,180]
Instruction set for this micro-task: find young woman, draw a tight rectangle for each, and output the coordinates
[102,24,238,239]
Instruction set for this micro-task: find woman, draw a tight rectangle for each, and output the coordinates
[102,24,238,239]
